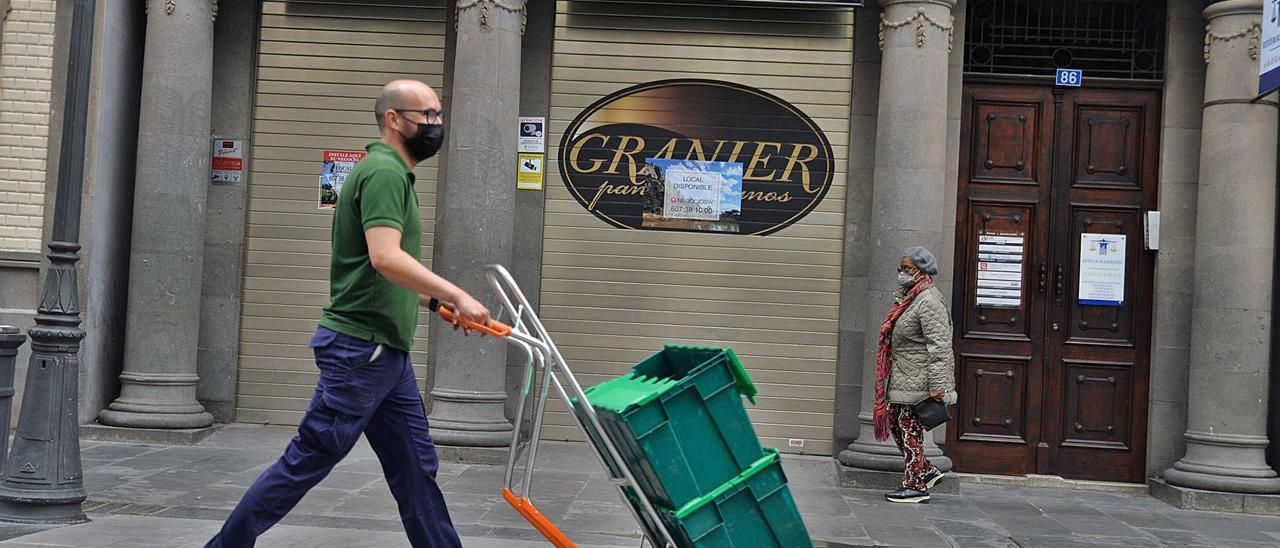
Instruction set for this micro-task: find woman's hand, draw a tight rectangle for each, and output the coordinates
[930,391,945,401]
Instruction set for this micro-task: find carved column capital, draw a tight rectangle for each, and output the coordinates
[878,3,955,52]
[1203,19,1260,63]
[144,0,216,20]
[1203,0,1263,63]
[456,0,527,35]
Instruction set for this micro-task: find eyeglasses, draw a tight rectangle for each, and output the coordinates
[897,266,918,274]
[394,108,443,124]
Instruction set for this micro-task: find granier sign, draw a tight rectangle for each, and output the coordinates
[558,79,835,236]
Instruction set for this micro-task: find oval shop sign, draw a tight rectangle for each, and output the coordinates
[557,79,835,236]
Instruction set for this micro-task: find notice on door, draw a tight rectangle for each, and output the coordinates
[1079,233,1126,307]
[976,233,1024,309]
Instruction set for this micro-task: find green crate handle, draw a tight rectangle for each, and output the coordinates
[672,448,779,520]
[663,344,758,405]
[585,346,759,412]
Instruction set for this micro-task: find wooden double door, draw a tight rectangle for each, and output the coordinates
[947,82,1159,483]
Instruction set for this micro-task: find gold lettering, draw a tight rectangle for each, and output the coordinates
[569,133,608,173]
[723,140,748,164]
[779,143,821,192]
[603,136,647,183]
[707,140,732,161]
[653,138,678,160]
[742,190,794,203]
[684,140,709,162]
[588,181,645,210]
[588,182,609,210]
[745,142,782,181]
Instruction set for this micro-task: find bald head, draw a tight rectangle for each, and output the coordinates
[374,79,439,130]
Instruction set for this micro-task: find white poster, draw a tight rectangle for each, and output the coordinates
[1078,233,1126,307]
[975,233,1024,309]
[210,139,243,184]
[663,167,723,221]
[518,117,545,153]
[1262,0,1280,96]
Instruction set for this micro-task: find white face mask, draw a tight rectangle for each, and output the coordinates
[898,271,917,287]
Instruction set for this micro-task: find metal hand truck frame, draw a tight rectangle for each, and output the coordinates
[432,264,678,548]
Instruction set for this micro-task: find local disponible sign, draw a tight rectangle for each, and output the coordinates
[558,79,835,235]
[645,159,742,233]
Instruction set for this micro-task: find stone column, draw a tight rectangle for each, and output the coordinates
[1147,0,1206,477]
[425,0,524,447]
[838,0,956,484]
[1162,0,1280,496]
[98,0,215,430]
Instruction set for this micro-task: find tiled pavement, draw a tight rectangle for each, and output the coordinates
[0,424,1277,547]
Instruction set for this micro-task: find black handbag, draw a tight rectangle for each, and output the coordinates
[913,397,951,431]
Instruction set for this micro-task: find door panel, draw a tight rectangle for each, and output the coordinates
[1059,359,1134,449]
[1071,106,1146,190]
[947,84,1053,477]
[961,202,1039,341]
[950,83,1157,483]
[1043,87,1157,482]
[1063,208,1142,347]
[971,101,1046,185]
[957,354,1032,444]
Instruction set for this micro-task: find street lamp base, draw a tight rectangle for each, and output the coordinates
[0,486,88,525]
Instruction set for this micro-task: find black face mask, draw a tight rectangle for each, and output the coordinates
[401,122,444,162]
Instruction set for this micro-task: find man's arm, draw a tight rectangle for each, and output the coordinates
[365,225,491,327]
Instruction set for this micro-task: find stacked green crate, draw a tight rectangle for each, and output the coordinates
[581,345,812,548]
[660,449,811,547]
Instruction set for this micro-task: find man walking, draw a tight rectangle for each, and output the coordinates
[206,79,490,548]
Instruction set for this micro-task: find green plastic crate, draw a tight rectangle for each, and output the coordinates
[583,345,763,511]
[660,449,812,548]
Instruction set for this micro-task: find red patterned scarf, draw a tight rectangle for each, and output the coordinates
[874,278,932,441]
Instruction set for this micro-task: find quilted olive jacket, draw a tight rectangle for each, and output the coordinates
[888,284,958,405]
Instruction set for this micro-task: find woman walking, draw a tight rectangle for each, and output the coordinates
[874,246,957,504]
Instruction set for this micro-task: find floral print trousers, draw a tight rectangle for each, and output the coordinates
[889,404,932,491]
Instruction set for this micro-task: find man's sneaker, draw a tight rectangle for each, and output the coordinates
[885,488,930,504]
[923,466,944,489]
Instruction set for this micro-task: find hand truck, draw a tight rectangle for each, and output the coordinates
[430,264,679,548]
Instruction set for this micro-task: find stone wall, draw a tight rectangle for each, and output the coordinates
[0,0,56,252]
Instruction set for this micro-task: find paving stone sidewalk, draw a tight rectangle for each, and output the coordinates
[0,424,1276,547]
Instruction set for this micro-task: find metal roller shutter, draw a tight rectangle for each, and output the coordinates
[236,0,446,425]
[542,0,854,455]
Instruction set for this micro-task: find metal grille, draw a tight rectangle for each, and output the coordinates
[965,0,1165,80]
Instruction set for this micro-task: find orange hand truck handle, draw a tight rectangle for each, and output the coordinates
[502,488,576,548]
[427,298,512,338]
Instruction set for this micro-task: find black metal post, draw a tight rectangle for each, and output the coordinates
[0,327,25,472]
[0,0,96,524]
[1270,94,1280,474]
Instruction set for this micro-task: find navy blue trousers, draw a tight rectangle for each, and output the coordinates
[206,327,461,548]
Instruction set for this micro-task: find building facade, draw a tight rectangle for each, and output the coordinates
[6,0,1280,511]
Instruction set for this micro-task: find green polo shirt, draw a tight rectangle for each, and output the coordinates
[319,141,421,352]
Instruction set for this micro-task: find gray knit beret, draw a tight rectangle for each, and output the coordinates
[903,246,938,276]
